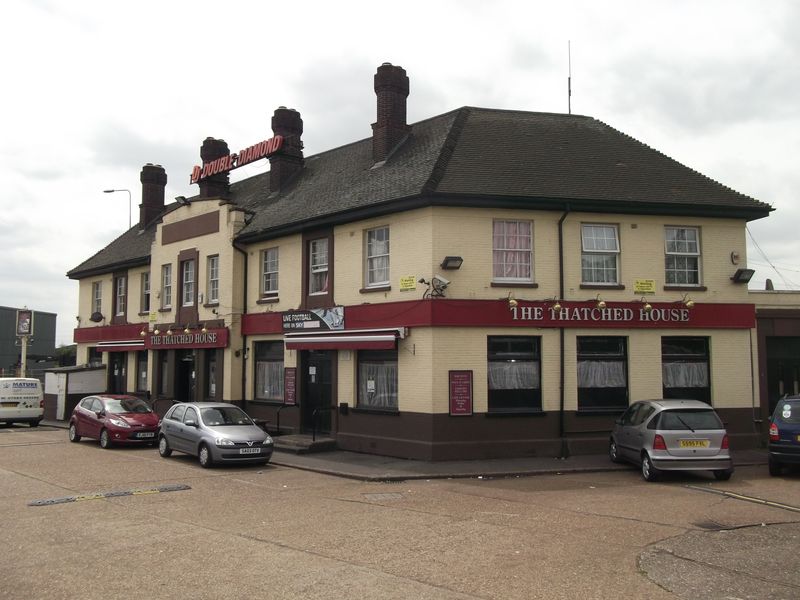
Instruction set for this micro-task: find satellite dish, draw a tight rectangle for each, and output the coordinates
[89,312,104,323]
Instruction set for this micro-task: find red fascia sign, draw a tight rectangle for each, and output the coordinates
[190,136,284,184]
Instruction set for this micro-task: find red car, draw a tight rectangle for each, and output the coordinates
[68,395,159,448]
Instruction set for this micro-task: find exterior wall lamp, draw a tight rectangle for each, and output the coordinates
[637,296,653,312]
[440,256,464,270]
[731,268,755,284]
[594,294,606,309]
[507,292,518,309]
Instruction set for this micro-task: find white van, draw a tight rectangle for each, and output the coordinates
[0,378,44,427]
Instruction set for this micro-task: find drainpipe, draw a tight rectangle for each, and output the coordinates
[233,240,249,409]
[558,206,570,459]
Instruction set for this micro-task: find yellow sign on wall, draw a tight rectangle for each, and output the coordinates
[399,276,417,291]
[634,279,656,294]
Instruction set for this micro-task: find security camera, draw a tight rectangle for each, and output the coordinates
[432,274,450,287]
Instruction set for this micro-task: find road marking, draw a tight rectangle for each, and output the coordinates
[687,485,800,514]
[28,483,191,507]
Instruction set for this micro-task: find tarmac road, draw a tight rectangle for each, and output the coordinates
[1,425,798,599]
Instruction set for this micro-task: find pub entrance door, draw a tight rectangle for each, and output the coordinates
[175,349,196,403]
[301,350,333,435]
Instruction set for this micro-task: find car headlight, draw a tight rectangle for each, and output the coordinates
[215,438,235,446]
[263,435,273,445]
[108,417,131,428]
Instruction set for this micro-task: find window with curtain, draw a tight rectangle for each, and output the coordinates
[254,342,284,402]
[141,272,150,313]
[181,259,195,307]
[206,351,217,399]
[262,247,279,297]
[114,275,126,316]
[492,220,533,282]
[92,281,102,315]
[487,336,541,412]
[665,227,701,285]
[161,264,172,309]
[365,226,390,287]
[207,255,219,304]
[661,336,710,403]
[577,336,628,411]
[358,349,398,411]
[581,224,619,284]
[309,239,328,294]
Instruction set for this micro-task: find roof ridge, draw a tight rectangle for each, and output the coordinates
[422,107,471,194]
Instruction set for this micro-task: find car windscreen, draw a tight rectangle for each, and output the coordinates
[773,400,800,424]
[657,409,723,431]
[105,398,152,414]
[200,407,253,426]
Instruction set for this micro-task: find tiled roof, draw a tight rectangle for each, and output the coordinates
[68,107,771,278]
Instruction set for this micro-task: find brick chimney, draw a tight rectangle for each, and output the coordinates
[372,63,410,163]
[269,107,304,192]
[198,137,231,198]
[139,163,167,229]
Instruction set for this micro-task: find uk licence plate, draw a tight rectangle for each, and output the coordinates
[239,447,261,455]
[137,432,155,438]
[679,439,709,448]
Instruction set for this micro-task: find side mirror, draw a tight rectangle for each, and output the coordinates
[184,419,198,428]
[96,410,105,418]
[614,418,623,426]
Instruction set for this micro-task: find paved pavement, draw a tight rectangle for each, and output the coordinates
[41,419,768,482]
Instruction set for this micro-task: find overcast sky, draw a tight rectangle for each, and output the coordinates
[2,0,799,347]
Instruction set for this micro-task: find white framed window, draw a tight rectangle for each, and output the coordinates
[581,224,620,284]
[92,281,102,315]
[207,255,219,304]
[182,260,195,307]
[365,227,390,287]
[665,226,701,285]
[309,238,328,295]
[114,275,126,316]
[141,272,150,313]
[262,248,279,296]
[161,264,172,309]
[493,220,533,282]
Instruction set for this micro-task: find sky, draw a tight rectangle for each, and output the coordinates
[2,0,799,347]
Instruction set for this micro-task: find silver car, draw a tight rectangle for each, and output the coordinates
[609,399,734,481]
[158,402,273,468]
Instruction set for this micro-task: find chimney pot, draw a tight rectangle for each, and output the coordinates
[269,107,304,192]
[198,137,231,198]
[139,164,167,229]
[372,63,410,163]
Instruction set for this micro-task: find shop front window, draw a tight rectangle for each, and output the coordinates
[255,342,284,402]
[487,336,541,412]
[661,336,710,403]
[577,336,628,411]
[357,349,398,411]
[206,351,217,399]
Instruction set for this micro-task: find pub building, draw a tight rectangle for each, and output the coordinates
[69,63,784,459]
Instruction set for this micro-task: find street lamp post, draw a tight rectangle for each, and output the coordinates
[104,189,132,229]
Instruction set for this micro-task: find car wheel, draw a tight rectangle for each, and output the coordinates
[609,439,622,463]
[641,453,659,482]
[158,436,172,458]
[29,420,40,428]
[198,443,213,468]
[99,429,112,449]
[768,457,782,477]
[68,423,81,443]
[713,469,733,481]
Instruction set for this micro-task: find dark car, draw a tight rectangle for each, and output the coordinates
[768,396,800,476]
[158,402,273,468]
[610,399,734,481]
[68,395,159,448]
